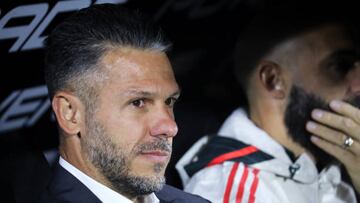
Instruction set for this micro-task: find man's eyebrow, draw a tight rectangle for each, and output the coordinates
[170,90,181,98]
[123,89,155,97]
[122,88,181,98]
[328,48,358,59]
[321,48,358,67]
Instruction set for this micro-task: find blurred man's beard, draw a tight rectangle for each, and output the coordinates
[82,115,171,199]
[284,85,360,167]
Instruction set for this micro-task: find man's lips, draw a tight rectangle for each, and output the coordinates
[139,150,170,162]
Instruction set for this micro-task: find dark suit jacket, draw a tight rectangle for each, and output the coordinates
[38,164,209,203]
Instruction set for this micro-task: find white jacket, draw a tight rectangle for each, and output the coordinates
[176,108,357,203]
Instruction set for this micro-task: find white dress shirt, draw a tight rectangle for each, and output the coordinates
[59,157,160,203]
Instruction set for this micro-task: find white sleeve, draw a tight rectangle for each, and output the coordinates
[184,162,266,203]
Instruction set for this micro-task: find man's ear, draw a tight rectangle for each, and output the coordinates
[258,60,286,99]
[52,91,83,137]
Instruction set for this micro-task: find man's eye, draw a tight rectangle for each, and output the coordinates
[131,99,145,107]
[165,97,177,107]
[334,58,354,75]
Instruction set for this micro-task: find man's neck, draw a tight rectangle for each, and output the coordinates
[59,157,136,202]
[249,103,306,159]
[59,144,131,199]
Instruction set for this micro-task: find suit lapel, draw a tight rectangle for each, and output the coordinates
[47,164,102,203]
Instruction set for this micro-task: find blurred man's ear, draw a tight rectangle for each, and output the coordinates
[258,60,286,99]
[52,91,83,137]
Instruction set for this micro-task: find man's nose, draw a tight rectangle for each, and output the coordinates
[149,107,178,138]
[347,63,360,96]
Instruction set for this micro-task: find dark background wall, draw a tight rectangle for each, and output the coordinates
[0,0,258,190]
[0,0,343,202]
[0,0,261,139]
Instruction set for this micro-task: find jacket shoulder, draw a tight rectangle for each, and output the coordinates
[184,135,273,177]
[37,164,101,203]
[156,184,210,203]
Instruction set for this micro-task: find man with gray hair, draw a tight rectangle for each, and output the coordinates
[39,3,209,203]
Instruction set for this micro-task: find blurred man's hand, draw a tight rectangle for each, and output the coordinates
[306,100,360,193]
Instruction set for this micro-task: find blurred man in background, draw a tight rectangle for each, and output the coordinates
[177,2,360,202]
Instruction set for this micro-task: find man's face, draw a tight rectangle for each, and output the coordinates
[82,47,180,198]
[284,24,360,164]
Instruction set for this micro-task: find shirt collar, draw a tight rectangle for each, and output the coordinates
[218,108,292,162]
[59,157,160,203]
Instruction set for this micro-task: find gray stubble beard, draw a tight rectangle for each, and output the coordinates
[83,115,169,199]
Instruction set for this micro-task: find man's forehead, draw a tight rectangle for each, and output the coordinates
[100,46,155,67]
[279,24,353,66]
[96,46,178,95]
[98,46,171,76]
[298,24,351,46]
